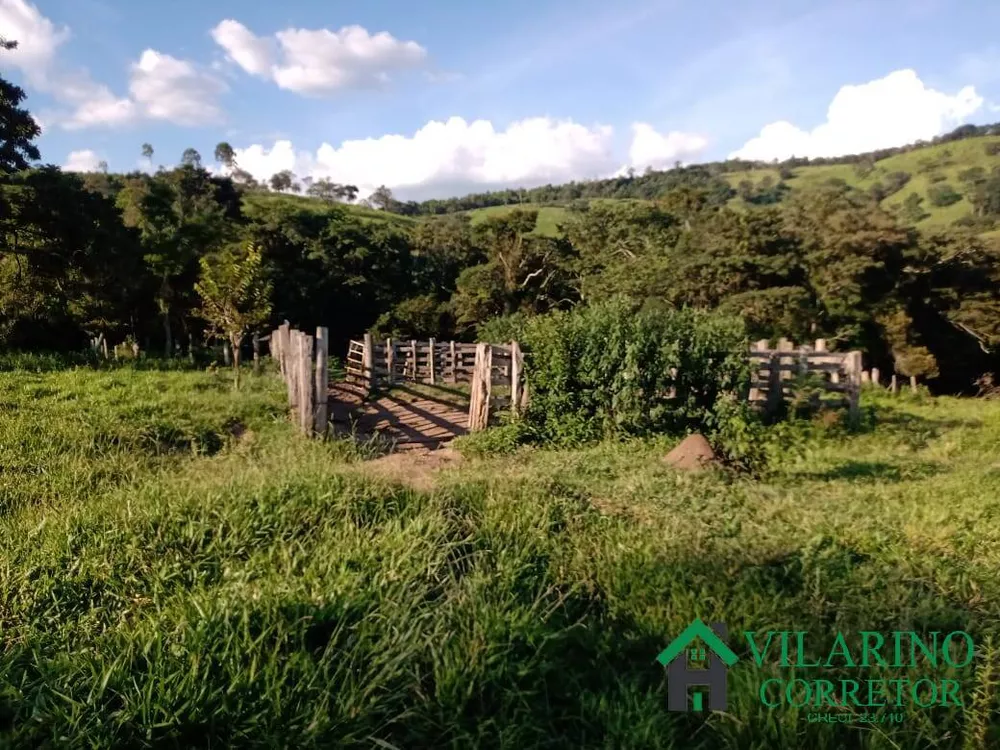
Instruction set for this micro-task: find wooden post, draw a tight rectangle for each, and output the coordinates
[814,339,827,353]
[749,340,768,402]
[278,323,291,381]
[252,332,261,375]
[845,351,862,421]
[287,330,300,412]
[510,340,523,416]
[362,333,375,396]
[386,338,395,386]
[298,332,314,435]
[910,375,918,393]
[314,327,328,436]
[467,343,492,431]
[890,374,898,395]
[428,338,436,385]
[410,339,417,380]
[223,341,231,366]
[871,367,880,387]
[861,370,870,384]
[449,341,458,384]
[766,350,783,416]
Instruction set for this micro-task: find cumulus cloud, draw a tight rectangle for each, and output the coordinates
[211,19,427,96]
[0,0,68,78]
[232,116,618,199]
[231,118,707,200]
[62,149,103,172]
[1,0,224,128]
[731,69,984,161]
[627,123,708,171]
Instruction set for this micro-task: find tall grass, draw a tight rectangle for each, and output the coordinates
[0,368,998,748]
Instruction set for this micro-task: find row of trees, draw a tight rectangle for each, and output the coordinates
[2,38,998,391]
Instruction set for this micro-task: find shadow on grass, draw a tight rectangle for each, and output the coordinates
[797,460,943,483]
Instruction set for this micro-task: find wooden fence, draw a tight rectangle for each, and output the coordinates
[749,338,862,418]
[264,328,870,439]
[346,335,525,431]
[268,323,329,436]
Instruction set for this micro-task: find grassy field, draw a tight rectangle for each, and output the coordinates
[465,203,572,236]
[724,135,1000,230]
[4,364,998,748]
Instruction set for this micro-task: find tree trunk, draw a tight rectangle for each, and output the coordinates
[163,313,172,358]
[231,334,242,389]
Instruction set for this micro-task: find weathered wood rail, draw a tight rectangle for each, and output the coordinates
[268,323,329,436]
[265,328,865,441]
[749,338,862,418]
[347,335,525,431]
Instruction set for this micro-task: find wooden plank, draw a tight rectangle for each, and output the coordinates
[510,340,522,416]
[450,341,458,384]
[467,343,492,431]
[410,339,417,380]
[386,338,394,386]
[314,326,328,436]
[363,333,374,395]
[429,338,436,385]
[285,327,298,411]
[298,332,314,435]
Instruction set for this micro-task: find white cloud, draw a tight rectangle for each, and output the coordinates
[62,149,103,172]
[627,123,708,171]
[0,0,68,77]
[211,19,427,96]
[2,0,223,129]
[57,49,225,129]
[231,118,707,200]
[211,19,272,77]
[731,69,984,161]
[128,50,226,125]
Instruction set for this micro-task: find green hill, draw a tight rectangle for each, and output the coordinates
[237,131,1000,239]
[724,134,1000,230]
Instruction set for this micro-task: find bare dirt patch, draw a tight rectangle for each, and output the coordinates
[357,446,464,491]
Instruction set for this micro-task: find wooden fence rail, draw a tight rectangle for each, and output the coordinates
[268,331,865,440]
[749,338,862,418]
[269,323,329,437]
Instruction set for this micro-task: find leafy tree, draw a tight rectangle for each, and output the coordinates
[370,185,396,211]
[181,148,202,169]
[927,183,962,207]
[141,143,154,161]
[195,242,272,387]
[214,142,236,170]
[901,192,929,223]
[269,170,294,192]
[0,39,41,173]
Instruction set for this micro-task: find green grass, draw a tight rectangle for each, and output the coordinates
[726,136,1000,230]
[465,203,572,236]
[241,191,419,229]
[2,367,999,748]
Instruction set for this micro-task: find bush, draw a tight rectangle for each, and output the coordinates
[515,298,753,446]
[927,183,962,207]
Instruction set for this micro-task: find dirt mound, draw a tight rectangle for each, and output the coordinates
[664,433,717,472]
[359,447,463,491]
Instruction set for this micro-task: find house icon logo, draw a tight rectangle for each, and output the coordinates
[656,618,739,712]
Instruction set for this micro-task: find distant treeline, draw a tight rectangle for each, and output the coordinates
[378,121,1000,216]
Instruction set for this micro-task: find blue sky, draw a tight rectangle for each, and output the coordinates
[2,0,999,199]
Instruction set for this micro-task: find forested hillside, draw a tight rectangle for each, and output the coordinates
[2,39,999,393]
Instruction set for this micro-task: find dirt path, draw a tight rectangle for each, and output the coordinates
[327,382,469,451]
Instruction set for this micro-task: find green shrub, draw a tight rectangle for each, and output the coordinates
[516,298,753,446]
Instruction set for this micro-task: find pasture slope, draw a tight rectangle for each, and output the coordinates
[1,362,999,748]
[339,133,1000,238]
